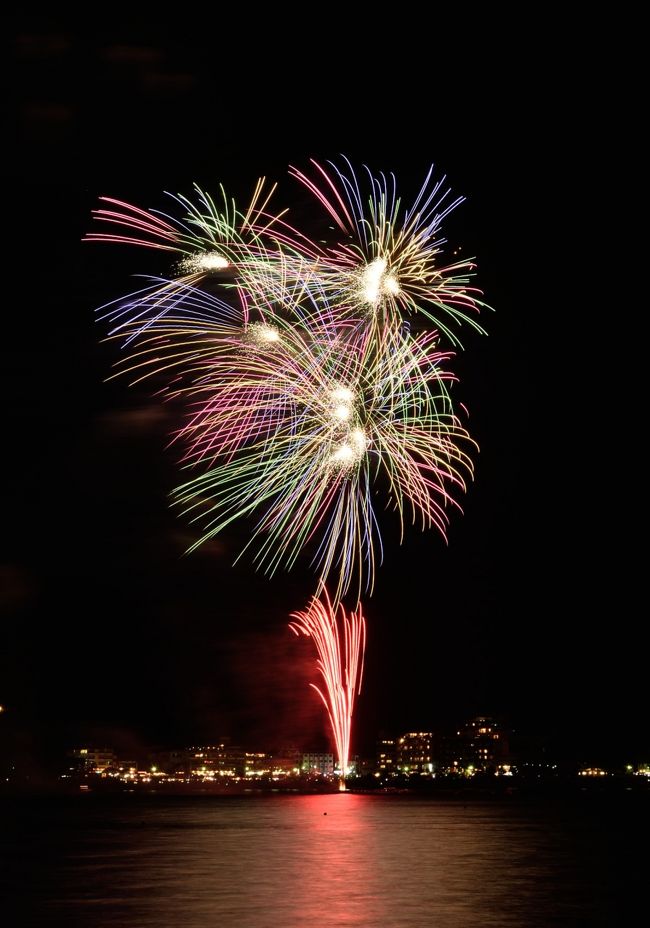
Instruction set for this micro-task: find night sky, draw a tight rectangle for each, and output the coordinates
[5,18,642,771]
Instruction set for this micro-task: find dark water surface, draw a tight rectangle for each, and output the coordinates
[1,792,645,926]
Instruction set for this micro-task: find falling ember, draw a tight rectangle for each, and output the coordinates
[290,592,366,791]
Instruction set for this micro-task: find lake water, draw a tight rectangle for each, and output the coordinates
[1,792,645,926]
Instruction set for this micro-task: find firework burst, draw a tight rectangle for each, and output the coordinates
[286,157,490,346]
[87,161,484,603]
[105,295,473,605]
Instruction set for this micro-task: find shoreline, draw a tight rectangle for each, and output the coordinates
[2,778,648,801]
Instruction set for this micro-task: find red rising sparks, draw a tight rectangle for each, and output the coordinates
[290,591,366,790]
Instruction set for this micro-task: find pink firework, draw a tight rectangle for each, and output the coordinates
[290,592,366,790]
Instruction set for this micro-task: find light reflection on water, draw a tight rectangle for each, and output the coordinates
[1,793,642,926]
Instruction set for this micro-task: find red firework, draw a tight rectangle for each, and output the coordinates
[290,592,366,790]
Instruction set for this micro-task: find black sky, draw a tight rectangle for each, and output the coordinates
[4,18,643,769]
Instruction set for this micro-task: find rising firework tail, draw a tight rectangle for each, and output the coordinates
[290,591,366,789]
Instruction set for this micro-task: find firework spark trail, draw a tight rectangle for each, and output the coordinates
[85,180,284,256]
[287,157,490,345]
[290,591,366,789]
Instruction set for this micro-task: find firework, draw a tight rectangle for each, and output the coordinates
[85,180,324,345]
[85,179,286,262]
[287,157,490,346]
[107,297,473,605]
[87,163,482,602]
[290,591,366,789]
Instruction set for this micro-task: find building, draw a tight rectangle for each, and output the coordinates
[301,753,334,776]
[187,742,246,778]
[69,747,116,773]
[150,749,188,776]
[445,717,510,774]
[350,755,374,777]
[397,732,434,775]
[377,738,397,775]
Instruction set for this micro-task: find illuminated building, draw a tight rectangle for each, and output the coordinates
[351,755,374,776]
[69,747,116,773]
[301,753,334,776]
[150,749,187,775]
[188,742,246,777]
[396,732,434,775]
[377,738,397,775]
[446,716,510,774]
[266,755,301,777]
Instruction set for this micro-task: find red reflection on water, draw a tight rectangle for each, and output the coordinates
[288,794,385,925]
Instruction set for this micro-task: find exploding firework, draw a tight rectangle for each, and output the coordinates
[85,180,324,346]
[85,179,294,265]
[87,166,484,592]
[286,157,490,346]
[101,289,474,606]
[290,591,366,789]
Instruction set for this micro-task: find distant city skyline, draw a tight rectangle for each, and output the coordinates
[4,706,647,789]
